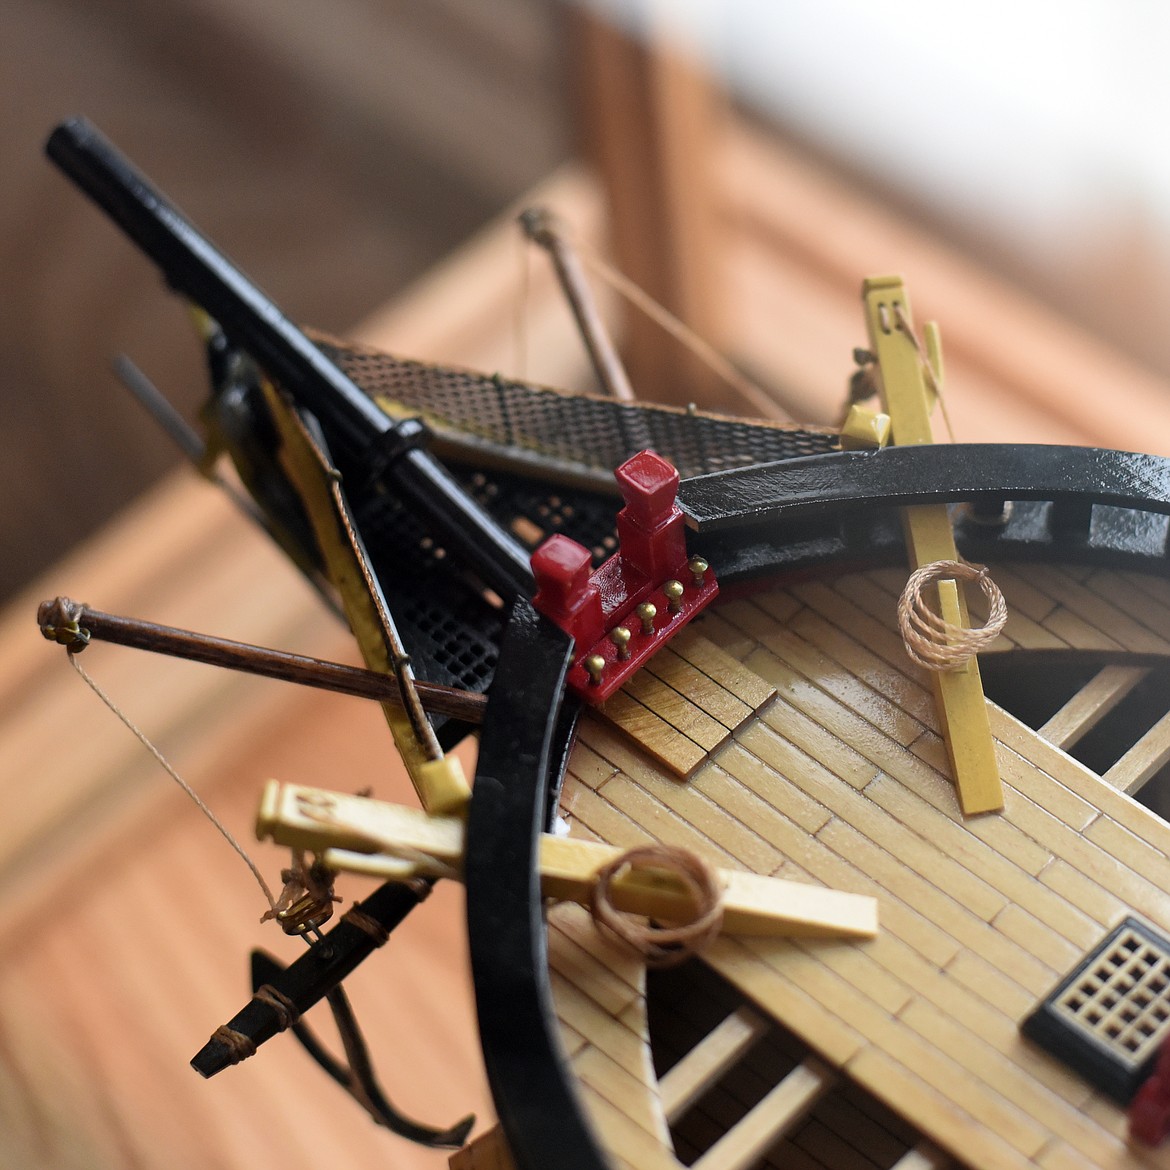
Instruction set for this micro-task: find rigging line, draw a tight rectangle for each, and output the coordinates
[568,235,788,421]
[114,354,344,620]
[891,302,958,443]
[514,227,531,383]
[67,652,278,914]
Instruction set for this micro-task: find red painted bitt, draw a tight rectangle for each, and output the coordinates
[530,450,718,703]
[614,450,686,581]
[530,534,606,649]
[1130,1040,1170,1146]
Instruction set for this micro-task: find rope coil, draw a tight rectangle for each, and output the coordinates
[898,559,1007,671]
[589,845,724,969]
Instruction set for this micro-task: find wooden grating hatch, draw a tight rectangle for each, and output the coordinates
[1023,917,1170,1102]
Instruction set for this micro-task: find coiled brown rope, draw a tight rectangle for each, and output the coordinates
[590,845,724,969]
[898,559,1007,671]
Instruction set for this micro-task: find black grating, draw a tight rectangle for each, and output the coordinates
[1023,917,1170,1103]
[453,465,621,567]
[314,336,838,478]
[350,485,503,703]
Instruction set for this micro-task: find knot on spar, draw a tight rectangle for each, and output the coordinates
[37,596,90,651]
[589,845,724,969]
[898,559,1007,672]
[208,1024,256,1066]
[252,983,300,1032]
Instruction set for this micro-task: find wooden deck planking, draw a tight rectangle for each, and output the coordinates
[1083,570,1170,644]
[744,650,1170,987]
[1023,565,1170,655]
[596,634,776,778]
[548,968,653,1083]
[748,641,1151,940]
[603,720,996,1006]
[786,601,938,727]
[744,693,1082,991]
[1114,571,1170,612]
[556,567,1170,1169]
[572,1043,670,1142]
[591,732,1115,1153]
[597,689,708,778]
[845,1046,1042,1169]
[744,621,929,748]
[645,647,754,733]
[623,670,730,751]
[669,628,778,710]
[702,745,834,835]
[694,611,760,662]
[1041,607,1127,652]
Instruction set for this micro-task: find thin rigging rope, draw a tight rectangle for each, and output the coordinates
[69,653,278,913]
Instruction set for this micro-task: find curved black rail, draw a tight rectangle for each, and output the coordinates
[680,444,1170,531]
[683,445,1170,584]
[464,601,605,1170]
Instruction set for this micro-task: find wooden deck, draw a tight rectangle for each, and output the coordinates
[540,562,1170,1170]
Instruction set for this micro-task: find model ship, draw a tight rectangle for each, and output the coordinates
[36,117,1170,1170]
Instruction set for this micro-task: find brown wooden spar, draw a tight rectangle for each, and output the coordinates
[36,596,486,724]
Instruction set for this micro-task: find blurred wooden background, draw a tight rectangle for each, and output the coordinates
[0,0,570,602]
[8,0,1170,603]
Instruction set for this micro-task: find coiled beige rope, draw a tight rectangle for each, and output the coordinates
[590,845,724,969]
[897,559,1007,671]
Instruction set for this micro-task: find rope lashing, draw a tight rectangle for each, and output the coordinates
[37,596,90,651]
[209,1024,256,1066]
[898,559,1007,672]
[252,984,300,1032]
[590,845,724,969]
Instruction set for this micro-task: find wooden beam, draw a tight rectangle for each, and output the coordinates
[862,276,1002,815]
[659,1004,771,1123]
[569,7,730,408]
[1039,665,1147,750]
[691,1055,836,1170]
[1103,706,1170,795]
[256,781,879,940]
[890,1141,953,1170]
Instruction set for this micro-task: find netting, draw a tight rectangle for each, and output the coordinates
[313,336,838,478]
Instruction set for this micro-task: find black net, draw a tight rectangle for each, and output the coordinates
[314,337,838,478]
